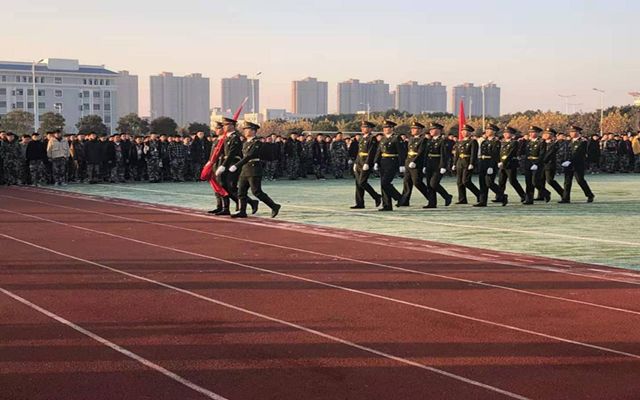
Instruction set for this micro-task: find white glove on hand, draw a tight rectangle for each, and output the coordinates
[530,164,538,171]
[487,167,494,175]
[143,145,150,153]
[348,159,353,165]
[215,166,226,176]
[362,163,370,171]
[452,165,456,171]
[408,162,416,169]
[468,164,474,171]
[353,163,358,173]
[399,166,406,173]
[229,165,237,173]
[374,163,379,171]
[423,167,427,174]
[561,161,571,167]
[440,168,447,174]
[159,161,163,168]
[497,162,504,169]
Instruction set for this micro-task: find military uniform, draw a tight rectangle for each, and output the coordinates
[330,138,348,178]
[398,122,429,207]
[351,121,382,209]
[498,127,526,202]
[1,135,21,185]
[144,139,162,182]
[453,125,480,204]
[475,124,505,207]
[169,138,187,182]
[110,136,127,183]
[523,126,550,204]
[374,120,406,211]
[423,123,452,208]
[559,126,594,203]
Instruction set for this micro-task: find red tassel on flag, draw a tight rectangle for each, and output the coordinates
[458,99,466,141]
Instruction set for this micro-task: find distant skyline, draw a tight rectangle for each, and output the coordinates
[4,0,638,116]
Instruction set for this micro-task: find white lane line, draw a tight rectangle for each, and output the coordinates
[3,209,640,363]
[6,193,640,317]
[0,234,530,400]
[41,186,640,285]
[0,287,230,400]
[91,184,637,247]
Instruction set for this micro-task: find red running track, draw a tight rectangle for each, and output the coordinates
[1,186,639,400]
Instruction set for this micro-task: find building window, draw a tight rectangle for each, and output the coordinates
[0,88,6,95]
[16,101,24,108]
[1,76,5,82]
[27,89,34,96]
[54,77,63,84]
[83,104,90,111]
[93,91,101,98]
[104,115,111,123]
[105,80,110,86]
[16,89,24,96]
[0,101,6,108]
[27,102,34,109]
[55,90,63,97]
[93,104,101,111]
[104,91,111,98]
[83,91,90,97]
[38,89,45,96]
[104,103,111,111]
[83,79,87,85]
[22,76,28,83]
[39,102,45,109]
[79,105,83,111]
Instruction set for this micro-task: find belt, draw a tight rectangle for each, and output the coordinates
[408,151,419,156]
[427,154,441,158]
[459,154,471,158]
[501,156,508,160]
[382,153,398,158]
[358,152,368,157]
[527,156,539,160]
[480,155,493,159]
[224,155,241,160]
[248,158,260,162]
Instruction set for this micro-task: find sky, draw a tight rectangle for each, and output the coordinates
[3,0,639,116]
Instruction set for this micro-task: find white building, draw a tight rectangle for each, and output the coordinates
[115,70,139,119]
[150,72,210,127]
[337,79,393,114]
[291,77,328,117]
[396,81,447,114]
[0,58,121,133]
[221,74,259,118]
[451,83,500,117]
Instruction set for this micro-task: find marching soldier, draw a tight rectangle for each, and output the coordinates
[475,123,506,207]
[207,122,225,214]
[541,127,564,199]
[423,122,453,208]
[523,126,550,204]
[229,122,281,219]
[453,124,480,205]
[351,121,382,209]
[398,121,430,207]
[374,120,406,211]
[498,126,526,203]
[559,125,595,203]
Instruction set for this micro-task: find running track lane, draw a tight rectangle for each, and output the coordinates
[1,187,640,399]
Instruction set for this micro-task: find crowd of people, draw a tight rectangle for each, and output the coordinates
[0,125,639,188]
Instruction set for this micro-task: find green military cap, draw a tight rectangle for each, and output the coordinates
[222,117,237,125]
[503,126,517,134]
[486,123,500,132]
[569,125,583,133]
[243,121,260,131]
[410,121,425,129]
[382,120,397,128]
[429,122,444,130]
[528,125,543,133]
[461,124,475,132]
[544,127,558,135]
[361,120,376,128]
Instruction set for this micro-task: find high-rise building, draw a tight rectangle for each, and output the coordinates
[0,58,120,133]
[337,79,393,114]
[396,81,447,114]
[115,70,138,118]
[291,77,328,117]
[451,83,500,117]
[150,72,210,126]
[221,74,259,118]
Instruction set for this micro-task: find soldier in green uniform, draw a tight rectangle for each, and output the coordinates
[229,122,281,219]
[350,121,382,209]
[559,125,595,203]
[541,127,564,199]
[523,126,550,204]
[498,126,526,202]
[423,122,453,208]
[398,121,429,207]
[453,124,480,205]
[475,124,506,207]
[374,120,406,211]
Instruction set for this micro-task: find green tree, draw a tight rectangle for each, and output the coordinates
[0,110,34,135]
[76,115,108,136]
[311,119,337,132]
[39,112,66,134]
[117,113,149,135]
[150,117,177,136]
[187,122,211,136]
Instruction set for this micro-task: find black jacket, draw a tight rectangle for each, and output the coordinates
[26,140,47,161]
[84,139,104,164]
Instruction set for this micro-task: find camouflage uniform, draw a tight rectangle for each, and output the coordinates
[169,141,187,182]
[1,139,20,185]
[110,142,126,183]
[73,140,87,183]
[29,160,46,186]
[301,139,314,178]
[601,138,618,173]
[284,138,300,180]
[145,140,162,182]
[19,141,30,184]
[330,139,348,178]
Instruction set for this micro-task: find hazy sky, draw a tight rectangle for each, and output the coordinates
[3,0,638,116]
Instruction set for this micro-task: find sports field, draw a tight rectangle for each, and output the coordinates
[55,174,639,270]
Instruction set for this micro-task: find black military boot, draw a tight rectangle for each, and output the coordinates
[231,198,248,218]
[215,198,231,216]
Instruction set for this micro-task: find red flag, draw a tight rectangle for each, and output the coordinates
[201,97,249,196]
[458,99,466,141]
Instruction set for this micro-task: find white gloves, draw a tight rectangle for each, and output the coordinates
[498,162,503,169]
[374,163,379,171]
[353,163,358,173]
[215,166,226,176]
[468,164,474,171]
[143,145,149,153]
[423,167,427,173]
[439,168,447,174]
[362,163,370,171]
[159,161,163,168]
[530,164,538,171]
[229,165,237,173]
[561,161,571,167]
[487,167,494,175]
[452,165,456,171]
[408,162,416,169]
[399,166,406,173]
[347,159,353,165]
